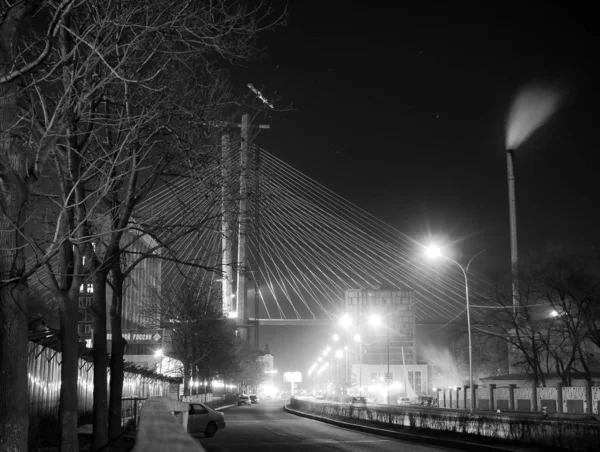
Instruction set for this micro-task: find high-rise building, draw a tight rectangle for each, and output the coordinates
[344,288,416,365]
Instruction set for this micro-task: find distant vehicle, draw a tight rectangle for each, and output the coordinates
[238,395,251,406]
[398,397,411,406]
[315,393,326,400]
[249,394,259,404]
[186,402,226,437]
[350,397,367,408]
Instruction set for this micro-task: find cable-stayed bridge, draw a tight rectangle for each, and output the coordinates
[137,133,497,342]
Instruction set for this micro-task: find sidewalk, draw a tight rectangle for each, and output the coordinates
[283,404,569,452]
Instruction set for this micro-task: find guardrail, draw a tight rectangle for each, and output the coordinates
[289,397,600,451]
[132,397,205,452]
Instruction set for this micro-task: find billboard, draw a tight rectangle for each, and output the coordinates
[283,371,302,383]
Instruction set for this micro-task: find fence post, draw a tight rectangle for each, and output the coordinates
[472,384,479,410]
[508,384,516,411]
[584,381,593,414]
[489,384,496,411]
[463,385,468,410]
[555,382,563,413]
[448,389,452,409]
[531,382,538,412]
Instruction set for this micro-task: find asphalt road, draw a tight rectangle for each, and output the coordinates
[195,399,461,452]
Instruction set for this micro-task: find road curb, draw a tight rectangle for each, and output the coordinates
[214,404,235,411]
[282,404,542,452]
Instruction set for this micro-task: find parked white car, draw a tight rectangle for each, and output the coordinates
[186,402,226,437]
[237,394,251,406]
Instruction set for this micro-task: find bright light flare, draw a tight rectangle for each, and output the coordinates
[506,84,564,150]
[353,333,361,342]
[332,333,340,341]
[339,314,352,328]
[550,309,559,317]
[335,349,344,359]
[368,314,382,327]
[424,243,443,260]
[153,349,163,358]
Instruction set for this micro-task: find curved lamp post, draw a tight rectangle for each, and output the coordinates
[425,244,485,412]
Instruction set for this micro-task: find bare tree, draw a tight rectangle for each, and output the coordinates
[1,2,74,450]
[537,251,600,385]
[2,1,284,450]
[146,276,228,397]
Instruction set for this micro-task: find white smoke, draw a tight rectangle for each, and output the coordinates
[505,84,564,150]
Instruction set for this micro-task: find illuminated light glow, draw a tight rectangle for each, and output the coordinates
[339,314,352,328]
[154,349,163,358]
[424,243,443,259]
[227,311,238,319]
[259,383,277,398]
[389,381,403,390]
[368,314,382,327]
[317,357,323,362]
[550,310,559,317]
[335,349,343,359]
[353,334,361,342]
[332,333,340,341]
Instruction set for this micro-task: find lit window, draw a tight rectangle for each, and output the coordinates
[85,325,92,333]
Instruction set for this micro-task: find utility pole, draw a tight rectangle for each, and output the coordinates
[386,324,390,405]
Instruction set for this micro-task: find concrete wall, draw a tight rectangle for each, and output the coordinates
[437,384,600,414]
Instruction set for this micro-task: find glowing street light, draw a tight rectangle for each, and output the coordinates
[353,333,361,342]
[339,314,352,328]
[425,243,485,412]
[368,314,382,327]
[332,333,340,341]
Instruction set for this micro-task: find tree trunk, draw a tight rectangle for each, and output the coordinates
[91,270,109,450]
[183,362,190,397]
[0,284,28,452]
[108,263,127,441]
[56,291,80,452]
[0,5,35,449]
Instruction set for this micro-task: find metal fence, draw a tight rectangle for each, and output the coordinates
[27,341,169,418]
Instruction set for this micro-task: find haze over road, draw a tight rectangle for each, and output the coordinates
[196,399,460,452]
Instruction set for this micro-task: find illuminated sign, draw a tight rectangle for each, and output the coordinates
[106,330,163,344]
[283,372,302,383]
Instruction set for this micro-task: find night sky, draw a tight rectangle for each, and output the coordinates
[240,2,599,377]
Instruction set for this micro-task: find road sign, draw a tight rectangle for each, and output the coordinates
[385,372,393,382]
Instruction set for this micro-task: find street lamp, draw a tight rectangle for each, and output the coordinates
[425,243,485,412]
